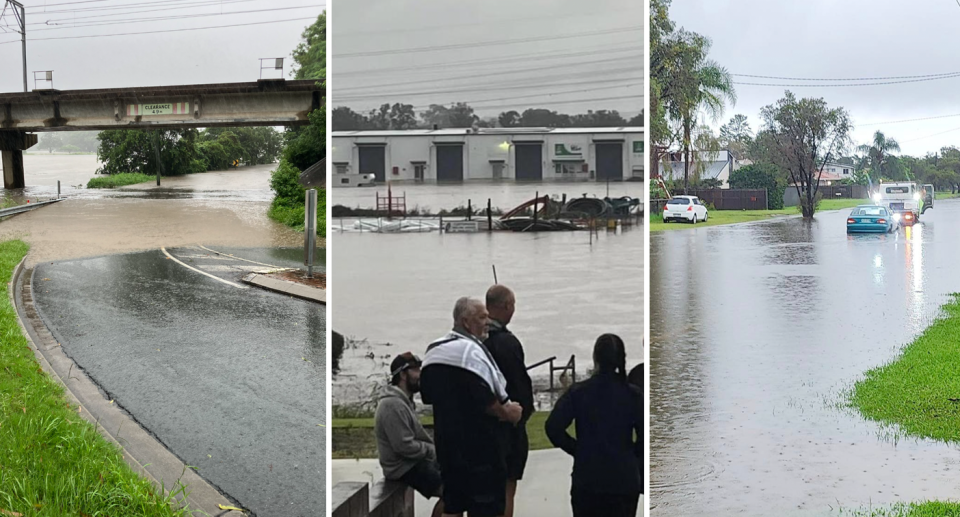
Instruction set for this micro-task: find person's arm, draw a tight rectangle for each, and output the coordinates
[545,389,577,456]
[487,399,522,424]
[381,401,430,461]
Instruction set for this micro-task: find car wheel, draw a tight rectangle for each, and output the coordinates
[704,212,709,222]
[692,215,698,224]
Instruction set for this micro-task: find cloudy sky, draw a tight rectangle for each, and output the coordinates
[671,0,960,156]
[0,0,324,92]
[331,0,642,120]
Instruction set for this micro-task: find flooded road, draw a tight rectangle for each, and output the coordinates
[32,247,325,517]
[650,200,960,516]
[0,155,309,266]
[332,224,643,406]
[332,181,644,212]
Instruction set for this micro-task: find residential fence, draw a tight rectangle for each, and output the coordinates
[654,189,769,211]
[783,184,868,207]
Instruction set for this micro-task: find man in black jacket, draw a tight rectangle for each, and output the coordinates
[483,285,534,517]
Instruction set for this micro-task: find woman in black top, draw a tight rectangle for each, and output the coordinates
[545,334,643,517]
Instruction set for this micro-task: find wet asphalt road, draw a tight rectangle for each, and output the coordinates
[650,199,960,515]
[31,246,326,517]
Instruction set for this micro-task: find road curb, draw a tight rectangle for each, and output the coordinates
[10,257,246,517]
[242,272,326,304]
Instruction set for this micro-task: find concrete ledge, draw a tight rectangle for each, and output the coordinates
[10,257,244,517]
[242,272,326,304]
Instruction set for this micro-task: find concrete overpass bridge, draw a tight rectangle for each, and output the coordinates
[0,79,322,188]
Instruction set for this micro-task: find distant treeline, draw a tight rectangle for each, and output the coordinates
[35,132,99,153]
[332,103,642,131]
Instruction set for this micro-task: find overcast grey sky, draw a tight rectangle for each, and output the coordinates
[671,0,960,157]
[0,0,324,92]
[331,0,642,120]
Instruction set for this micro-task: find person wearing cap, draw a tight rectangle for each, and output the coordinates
[374,352,445,517]
[420,297,523,517]
[483,285,533,517]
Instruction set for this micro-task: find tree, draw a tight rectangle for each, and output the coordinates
[728,163,786,209]
[719,114,753,159]
[498,110,521,128]
[627,112,643,126]
[97,129,206,176]
[203,127,282,165]
[420,104,451,128]
[758,92,851,218]
[856,130,900,184]
[37,133,63,153]
[571,110,628,127]
[389,103,417,130]
[332,106,368,131]
[447,103,478,128]
[291,13,325,81]
[649,0,675,176]
[663,29,736,193]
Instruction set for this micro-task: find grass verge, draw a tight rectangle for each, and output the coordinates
[850,294,960,443]
[86,173,154,189]
[0,240,190,516]
[840,502,960,516]
[650,198,866,232]
[936,191,960,200]
[333,412,556,459]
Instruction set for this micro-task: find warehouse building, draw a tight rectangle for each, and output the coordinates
[330,127,643,185]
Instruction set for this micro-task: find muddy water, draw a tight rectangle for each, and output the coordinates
[0,155,305,266]
[332,225,644,406]
[650,200,960,516]
[332,181,644,212]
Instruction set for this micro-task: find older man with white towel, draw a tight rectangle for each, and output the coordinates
[420,297,523,517]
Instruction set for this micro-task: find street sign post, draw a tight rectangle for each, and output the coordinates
[304,189,317,279]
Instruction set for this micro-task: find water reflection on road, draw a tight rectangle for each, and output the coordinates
[651,201,960,515]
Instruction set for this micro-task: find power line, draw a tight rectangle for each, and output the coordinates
[336,76,641,102]
[859,112,960,126]
[27,0,263,23]
[732,73,960,87]
[732,71,960,81]
[335,44,642,78]
[31,4,322,31]
[339,55,641,93]
[902,125,960,143]
[334,11,631,38]
[335,26,641,59]
[0,16,318,45]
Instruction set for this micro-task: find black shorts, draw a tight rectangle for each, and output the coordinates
[502,425,529,481]
[398,459,443,499]
[571,489,641,517]
[442,463,507,517]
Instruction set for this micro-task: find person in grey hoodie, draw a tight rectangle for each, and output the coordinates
[375,352,445,517]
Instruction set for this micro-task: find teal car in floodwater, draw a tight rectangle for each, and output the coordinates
[847,205,897,233]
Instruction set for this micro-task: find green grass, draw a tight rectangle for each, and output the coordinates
[850,294,960,443]
[332,411,558,459]
[839,502,960,516]
[936,191,960,200]
[0,240,190,516]
[650,198,866,232]
[85,173,154,189]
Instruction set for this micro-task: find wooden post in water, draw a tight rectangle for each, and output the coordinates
[467,199,472,221]
[533,191,539,227]
[487,198,493,232]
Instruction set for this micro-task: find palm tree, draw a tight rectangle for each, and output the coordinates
[665,30,736,193]
[857,131,900,183]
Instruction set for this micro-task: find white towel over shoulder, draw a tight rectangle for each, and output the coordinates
[423,331,509,403]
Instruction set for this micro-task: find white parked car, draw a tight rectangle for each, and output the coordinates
[663,195,709,224]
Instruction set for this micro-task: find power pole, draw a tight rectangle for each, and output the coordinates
[6,1,26,92]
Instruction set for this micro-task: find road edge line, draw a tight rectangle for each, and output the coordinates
[197,245,288,269]
[10,257,245,517]
[161,247,246,289]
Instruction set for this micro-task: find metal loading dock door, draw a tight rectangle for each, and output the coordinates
[358,145,386,182]
[436,144,464,182]
[596,142,624,181]
[515,143,543,181]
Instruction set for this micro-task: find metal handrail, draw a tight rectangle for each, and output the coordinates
[527,354,576,391]
[0,198,62,218]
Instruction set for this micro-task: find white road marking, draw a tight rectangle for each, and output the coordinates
[197,245,287,269]
[160,247,247,289]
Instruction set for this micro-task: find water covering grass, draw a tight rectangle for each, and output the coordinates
[850,294,960,443]
[0,240,191,516]
[332,411,557,459]
[86,173,154,189]
[650,198,865,231]
[840,501,960,516]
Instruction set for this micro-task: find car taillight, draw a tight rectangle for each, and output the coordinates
[663,205,668,211]
[687,206,693,211]
[905,213,913,220]
[847,218,855,224]
[877,219,886,224]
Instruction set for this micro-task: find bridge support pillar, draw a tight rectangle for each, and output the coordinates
[0,131,37,190]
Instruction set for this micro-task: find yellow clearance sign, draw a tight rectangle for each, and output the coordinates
[126,102,190,116]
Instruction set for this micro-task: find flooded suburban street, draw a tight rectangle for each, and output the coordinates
[331,185,643,405]
[650,200,960,515]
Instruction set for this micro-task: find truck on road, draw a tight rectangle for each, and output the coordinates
[873,181,933,225]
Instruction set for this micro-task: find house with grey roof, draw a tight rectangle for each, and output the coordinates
[657,150,737,188]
